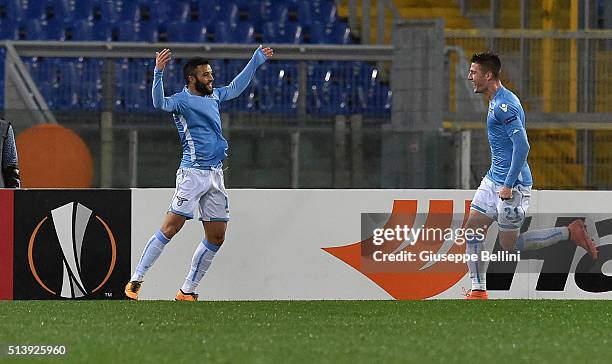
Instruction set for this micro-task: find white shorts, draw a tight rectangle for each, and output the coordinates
[470,176,531,231]
[168,167,230,222]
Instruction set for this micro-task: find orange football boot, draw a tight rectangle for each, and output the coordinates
[125,281,142,300]
[464,289,489,300]
[568,220,598,260]
[175,289,199,301]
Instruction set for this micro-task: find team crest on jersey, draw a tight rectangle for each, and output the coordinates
[500,103,508,112]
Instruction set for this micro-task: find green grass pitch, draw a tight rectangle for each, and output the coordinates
[0,300,610,363]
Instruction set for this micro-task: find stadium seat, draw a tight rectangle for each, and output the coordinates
[261,21,276,42]
[234,22,255,43]
[192,23,209,43]
[115,21,138,42]
[213,21,231,43]
[315,1,337,26]
[280,22,303,43]
[45,19,66,40]
[327,22,351,44]
[117,1,140,22]
[73,0,94,20]
[20,19,44,40]
[93,0,117,22]
[0,19,18,39]
[2,0,23,21]
[150,1,190,23]
[68,19,93,41]
[166,21,186,42]
[308,21,326,44]
[296,1,313,27]
[246,1,266,27]
[26,0,46,20]
[263,4,288,25]
[92,21,112,41]
[45,0,71,22]
[216,2,239,25]
[197,0,224,25]
[139,21,159,42]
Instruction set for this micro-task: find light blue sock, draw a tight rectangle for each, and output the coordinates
[467,237,486,291]
[131,230,171,281]
[516,227,569,251]
[181,240,220,293]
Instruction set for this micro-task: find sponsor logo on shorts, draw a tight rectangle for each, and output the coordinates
[176,196,188,206]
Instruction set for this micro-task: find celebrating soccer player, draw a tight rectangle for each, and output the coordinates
[125,45,274,301]
[462,52,598,300]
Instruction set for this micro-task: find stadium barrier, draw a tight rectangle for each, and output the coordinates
[1,188,611,300]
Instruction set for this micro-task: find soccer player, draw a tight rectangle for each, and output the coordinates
[125,45,274,301]
[463,52,598,300]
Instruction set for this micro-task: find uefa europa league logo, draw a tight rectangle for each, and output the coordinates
[28,202,117,299]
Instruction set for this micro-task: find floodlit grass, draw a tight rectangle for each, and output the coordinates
[0,300,610,363]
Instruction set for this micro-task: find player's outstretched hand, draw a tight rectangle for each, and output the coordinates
[259,45,274,58]
[155,48,172,71]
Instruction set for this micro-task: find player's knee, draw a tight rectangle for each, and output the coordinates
[160,224,182,239]
[207,232,225,245]
[499,231,519,251]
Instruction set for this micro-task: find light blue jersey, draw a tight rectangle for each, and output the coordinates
[152,48,268,169]
[485,86,532,187]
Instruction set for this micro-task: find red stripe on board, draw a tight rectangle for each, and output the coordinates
[0,190,14,300]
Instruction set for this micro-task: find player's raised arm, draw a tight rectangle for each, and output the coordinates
[152,48,180,112]
[215,45,274,102]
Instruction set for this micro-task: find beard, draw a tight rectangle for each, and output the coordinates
[196,80,213,95]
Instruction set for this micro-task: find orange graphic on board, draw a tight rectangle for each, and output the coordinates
[323,200,471,300]
[15,124,93,187]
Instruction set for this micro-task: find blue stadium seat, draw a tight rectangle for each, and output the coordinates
[45,0,71,22]
[45,19,66,40]
[2,0,23,21]
[263,3,288,24]
[20,19,44,40]
[0,19,18,39]
[93,0,117,22]
[296,1,313,27]
[263,22,302,43]
[279,22,303,43]
[247,1,266,27]
[139,21,159,42]
[69,19,93,41]
[213,21,231,43]
[327,22,351,44]
[198,0,223,25]
[216,2,239,25]
[115,21,138,42]
[117,1,140,22]
[26,0,46,20]
[308,21,326,44]
[234,22,254,43]
[92,21,112,41]
[151,1,190,23]
[73,0,94,20]
[166,21,207,43]
[261,21,276,42]
[166,21,186,42]
[315,1,337,26]
[196,24,208,43]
